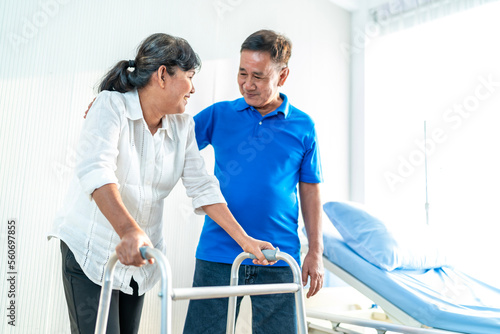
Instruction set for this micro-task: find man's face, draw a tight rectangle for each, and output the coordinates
[237,50,288,114]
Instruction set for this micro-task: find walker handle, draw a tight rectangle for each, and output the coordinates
[249,248,279,262]
[140,246,150,260]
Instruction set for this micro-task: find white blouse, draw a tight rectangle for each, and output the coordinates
[48,89,225,295]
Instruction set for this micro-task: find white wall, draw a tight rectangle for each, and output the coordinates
[0,0,350,333]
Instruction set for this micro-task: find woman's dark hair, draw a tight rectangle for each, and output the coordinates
[240,30,292,67]
[98,33,201,93]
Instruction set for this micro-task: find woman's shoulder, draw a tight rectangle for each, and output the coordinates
[94,90,127,106]
[168,113,194,127]
[92,90,131,118]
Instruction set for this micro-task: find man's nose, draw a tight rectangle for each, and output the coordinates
[244,78,255,90]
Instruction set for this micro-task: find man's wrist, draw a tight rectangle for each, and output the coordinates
[306,242,324,255]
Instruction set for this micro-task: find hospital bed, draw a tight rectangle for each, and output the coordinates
[305,201,500,334]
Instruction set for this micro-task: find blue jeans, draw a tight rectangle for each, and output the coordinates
[183,259,297,334]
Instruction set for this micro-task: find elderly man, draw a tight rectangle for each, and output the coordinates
[184,29,324,334]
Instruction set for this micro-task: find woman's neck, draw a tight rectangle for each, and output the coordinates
[138,88,163,134]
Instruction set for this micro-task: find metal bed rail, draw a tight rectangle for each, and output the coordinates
[306,310,463,334]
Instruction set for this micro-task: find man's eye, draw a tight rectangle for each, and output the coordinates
[239,73,247,76]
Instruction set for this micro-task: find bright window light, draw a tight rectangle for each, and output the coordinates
[365,2,500,286]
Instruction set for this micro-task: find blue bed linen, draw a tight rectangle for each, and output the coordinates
[323,201,449,271]
[323,230,500,334]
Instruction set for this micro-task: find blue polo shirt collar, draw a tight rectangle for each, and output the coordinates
[235,93,291,118]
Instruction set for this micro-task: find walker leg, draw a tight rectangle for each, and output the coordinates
[226,249,308,334]
[94,247,172,334]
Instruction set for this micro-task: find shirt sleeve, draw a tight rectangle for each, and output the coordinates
[182,117,226,214]
[193,104,215,150]
[75,94,121,200]
[299,124,324,184]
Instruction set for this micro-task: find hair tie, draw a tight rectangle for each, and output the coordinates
[128,60,136,68]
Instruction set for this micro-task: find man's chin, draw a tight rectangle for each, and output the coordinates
[243,95,260,107]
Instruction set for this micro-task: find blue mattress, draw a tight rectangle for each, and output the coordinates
[323,231,500,334]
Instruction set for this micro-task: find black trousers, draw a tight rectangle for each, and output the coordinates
[60,241,145,334]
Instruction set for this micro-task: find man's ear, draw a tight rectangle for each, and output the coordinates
[278,67,290,87]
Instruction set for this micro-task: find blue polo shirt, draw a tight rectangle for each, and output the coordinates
[193,93,323,265]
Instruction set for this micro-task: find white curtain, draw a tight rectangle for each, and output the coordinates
[364,1,500,287]
[370,0,499,35]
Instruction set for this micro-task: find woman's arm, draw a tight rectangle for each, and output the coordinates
[202,203,274,265]
[92,183,153,266]
[78,99,152,267]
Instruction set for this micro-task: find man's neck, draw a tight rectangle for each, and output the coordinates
[255,94,282,116]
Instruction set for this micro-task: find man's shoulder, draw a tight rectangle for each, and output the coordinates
[196,97,244,118]
[287,103,315,126]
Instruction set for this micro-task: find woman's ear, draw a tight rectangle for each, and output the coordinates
[156,65,168,88]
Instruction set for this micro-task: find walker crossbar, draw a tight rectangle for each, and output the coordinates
[172,283,299,300]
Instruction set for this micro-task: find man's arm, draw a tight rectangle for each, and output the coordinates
[299,181,324,298]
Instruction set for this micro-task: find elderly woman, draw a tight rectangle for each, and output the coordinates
[48,33,273,334]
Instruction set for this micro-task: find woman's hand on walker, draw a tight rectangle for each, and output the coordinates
[115,227,154,267]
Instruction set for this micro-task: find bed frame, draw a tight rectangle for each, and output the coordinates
[305,254,462,334]
[301,243,462,334]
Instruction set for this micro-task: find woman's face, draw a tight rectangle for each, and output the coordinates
[163,67,196,114]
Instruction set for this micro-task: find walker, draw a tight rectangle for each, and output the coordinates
[94,247,307,334]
